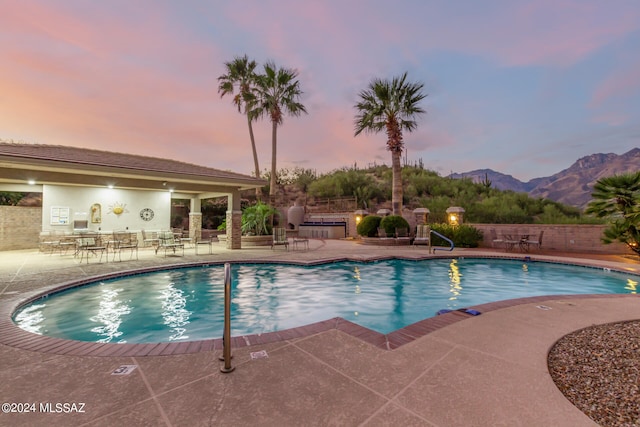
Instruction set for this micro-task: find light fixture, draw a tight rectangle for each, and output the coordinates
[354,209,368,226]
[446,207,465,226]
[27,180,35,185]
[107,184,114,189]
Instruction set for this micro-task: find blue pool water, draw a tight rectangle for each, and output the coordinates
[13,258,638,343]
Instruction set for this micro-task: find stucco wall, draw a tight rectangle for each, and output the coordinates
[0,206,42,250]
[42,185,172,233]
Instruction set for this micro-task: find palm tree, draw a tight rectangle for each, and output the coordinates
[586,172,640,255]
[354,72,426,215]
[217,55,262,196]
[252,61,307,198]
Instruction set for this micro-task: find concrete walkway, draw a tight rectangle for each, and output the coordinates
[0,240,639,426]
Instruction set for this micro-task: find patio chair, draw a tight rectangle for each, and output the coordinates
[195,235,213,255]
[156,231,185,257]
[58,233,79,256]
[141,229,160,248]
[76,236,106,263]
[377,228,394,240]
[39,231,59,254]
[111,231,139,261]
[502,232,521,252]
[489,229,504,248]
[172,227,193,248]
[413,224,430,246]
[271,227,289,250]
[396,227,411,244]
[524,230,543,251]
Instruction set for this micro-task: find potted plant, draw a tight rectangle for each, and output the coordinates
[218,202,280,246]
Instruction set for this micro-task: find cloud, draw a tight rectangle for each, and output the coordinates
[590,60,640,108]
[1,0,638,183]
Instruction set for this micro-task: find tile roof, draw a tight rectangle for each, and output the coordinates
[0,142,263,183]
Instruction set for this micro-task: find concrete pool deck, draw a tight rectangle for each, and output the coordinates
[0,240,638,426]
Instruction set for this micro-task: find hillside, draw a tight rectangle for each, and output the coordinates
[450,148,640,209]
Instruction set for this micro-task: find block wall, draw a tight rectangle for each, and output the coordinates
[472,224,629,254]
[0,206,42,250]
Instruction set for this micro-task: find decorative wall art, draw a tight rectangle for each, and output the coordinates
[91,203,102,223]
[107,202,128,216]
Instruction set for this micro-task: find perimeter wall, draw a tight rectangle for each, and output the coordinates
[0,205,633,255]
[471,223,629,254]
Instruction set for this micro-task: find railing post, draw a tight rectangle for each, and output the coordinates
[219,262,235,373]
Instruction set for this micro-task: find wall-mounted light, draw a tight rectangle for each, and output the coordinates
[354,209,368,225]
[27,180,36,185]
[107,184,114,189]
[446,207,465,226]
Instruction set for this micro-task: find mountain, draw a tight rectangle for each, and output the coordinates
[448,169,535,193]
[450,148,640,209]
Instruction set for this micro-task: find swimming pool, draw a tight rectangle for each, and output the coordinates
[13,258,638,344]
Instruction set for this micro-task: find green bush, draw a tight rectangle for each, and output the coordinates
[216,202,279,236]
[241,202,279,236]
[379,215,410,236]
[356,215,382,237]
[430,223,483,248]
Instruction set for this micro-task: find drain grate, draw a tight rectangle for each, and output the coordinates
[250,350,268,360]
[111,365,138,375]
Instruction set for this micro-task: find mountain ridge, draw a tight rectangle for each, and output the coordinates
[449,148,640,209]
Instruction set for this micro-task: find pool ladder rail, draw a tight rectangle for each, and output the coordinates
[219,262,235,373]
[429,230,455,253]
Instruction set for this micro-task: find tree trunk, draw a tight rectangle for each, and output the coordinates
[247,115,262,199]
[269,121,278,197]
[391,150,403,215]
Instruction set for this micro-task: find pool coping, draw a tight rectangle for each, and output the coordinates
[3,254,639,357]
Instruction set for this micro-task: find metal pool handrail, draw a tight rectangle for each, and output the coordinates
[430,230,455,253]
[220,262,235,373]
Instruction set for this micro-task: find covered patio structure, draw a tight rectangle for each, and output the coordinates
[0,142,265,249]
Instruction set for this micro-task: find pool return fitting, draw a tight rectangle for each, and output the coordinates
[219,262,235,373]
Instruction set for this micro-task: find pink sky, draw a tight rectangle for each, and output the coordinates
[1,0,639,181]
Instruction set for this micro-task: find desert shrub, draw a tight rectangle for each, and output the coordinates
[357,215,382,237]
[379,215,410,236]
[430,223,483,248]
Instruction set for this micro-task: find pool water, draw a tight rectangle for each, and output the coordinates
[13,258,638,343]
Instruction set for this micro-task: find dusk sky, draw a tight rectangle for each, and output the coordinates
[2,1,639,182]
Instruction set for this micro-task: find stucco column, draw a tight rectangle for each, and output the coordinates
[189,198,202,241]
[189,212,202,241]
[226,189,242,249]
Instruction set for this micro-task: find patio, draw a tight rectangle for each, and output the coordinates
[1,240,639,426]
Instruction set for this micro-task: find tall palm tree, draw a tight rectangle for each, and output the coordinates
[217,55,262,196]
[586,172,640,255]
[252,61,307,198]
[354,72,426,215]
